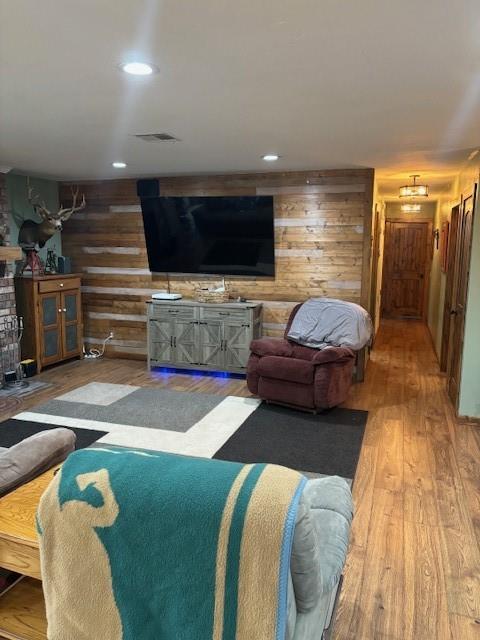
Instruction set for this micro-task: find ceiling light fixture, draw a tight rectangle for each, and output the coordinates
[112,161,127,169]
[120,62,156,76]
[262,154,279,162]
[399,175,429,198]
[401,203,421,213]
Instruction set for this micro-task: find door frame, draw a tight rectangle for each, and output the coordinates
[440,203,461,372]
[446,187,477,410]
[369,204,381,334]
[381,217,433,321]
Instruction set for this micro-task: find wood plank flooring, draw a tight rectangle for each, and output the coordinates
[1,319,478,639]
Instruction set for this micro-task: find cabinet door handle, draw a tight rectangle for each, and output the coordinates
[219,312,230,316]
[170,336,173,347]
[173,336,177,347]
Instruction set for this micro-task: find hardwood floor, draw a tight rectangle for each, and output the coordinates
[335,320,480,640]
[1,319,479,639]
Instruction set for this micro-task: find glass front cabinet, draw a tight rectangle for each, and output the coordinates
[15,275,83,372]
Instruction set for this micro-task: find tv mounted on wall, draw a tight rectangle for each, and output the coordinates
[140,196,275,277]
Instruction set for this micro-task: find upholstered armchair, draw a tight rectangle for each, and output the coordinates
[247,304,355,411]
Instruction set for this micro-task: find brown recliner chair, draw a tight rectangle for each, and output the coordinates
[247,304,356,411]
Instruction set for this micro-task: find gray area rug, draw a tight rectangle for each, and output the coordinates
[14,382,366,479]
[34,387,224,431]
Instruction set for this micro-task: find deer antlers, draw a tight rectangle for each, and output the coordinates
[57,185,86,222]
[27,178,86,222]
[27,177,50,221]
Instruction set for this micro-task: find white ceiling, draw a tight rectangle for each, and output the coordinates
[1,0,480,190]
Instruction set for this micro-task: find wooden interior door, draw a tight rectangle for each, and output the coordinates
[440,204,460,371]
[447,189,476,408]
[381,220,432,319]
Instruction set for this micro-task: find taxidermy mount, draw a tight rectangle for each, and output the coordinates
[16,178,86,249]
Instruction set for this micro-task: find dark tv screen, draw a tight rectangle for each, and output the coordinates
[141,196,275,277]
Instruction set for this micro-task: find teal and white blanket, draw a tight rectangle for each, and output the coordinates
[37,447,306,640]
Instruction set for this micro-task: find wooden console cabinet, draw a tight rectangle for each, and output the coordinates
[147,300,262,373]
[15,275,83,372]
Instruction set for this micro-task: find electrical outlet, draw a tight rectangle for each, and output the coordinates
[109,331,114,339]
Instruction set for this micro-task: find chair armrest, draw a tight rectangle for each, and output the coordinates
[311,347,355,365]
[0,428,76,497]
[250,338,294,358]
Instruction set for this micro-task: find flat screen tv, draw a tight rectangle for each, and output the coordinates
[140,196,275,277]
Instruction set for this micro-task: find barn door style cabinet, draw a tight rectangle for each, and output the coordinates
[147,300,262,373]
[15,274,83,372]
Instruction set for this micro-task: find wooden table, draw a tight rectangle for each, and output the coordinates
[0,469,57,640]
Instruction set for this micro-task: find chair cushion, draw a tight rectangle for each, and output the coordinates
[311,346,355,365]
[250,338,293,358]
[289,343,355,365]
[0,428,76,497]
[303,476,354,594]
[290,475,353,616]
[303,475,354,523]
[290,343,318,361]
[291,494,321,612]
[257,356,314,384]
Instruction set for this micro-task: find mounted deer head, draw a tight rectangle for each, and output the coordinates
[18,179,86,249]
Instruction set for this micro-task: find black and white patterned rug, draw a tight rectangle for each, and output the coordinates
[5,382,367,480]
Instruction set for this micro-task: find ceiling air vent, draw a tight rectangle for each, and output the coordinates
[134,133,180,142]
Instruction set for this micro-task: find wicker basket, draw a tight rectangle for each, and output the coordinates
[194,288,229,303]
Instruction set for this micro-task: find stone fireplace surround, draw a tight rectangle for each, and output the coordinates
[0,172,19,378]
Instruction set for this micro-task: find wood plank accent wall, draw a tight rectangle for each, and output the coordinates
[60,169,374,359]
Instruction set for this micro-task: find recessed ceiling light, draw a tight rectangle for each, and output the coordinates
[112,161,127,169]
[262,154,280,162]
[120,62,156,76]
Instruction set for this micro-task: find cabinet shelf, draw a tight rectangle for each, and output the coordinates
[0,577,46,640]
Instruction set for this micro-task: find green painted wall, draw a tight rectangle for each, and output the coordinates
[6,173,61,262]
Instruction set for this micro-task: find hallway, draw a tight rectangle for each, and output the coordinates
[334,319,480,639]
